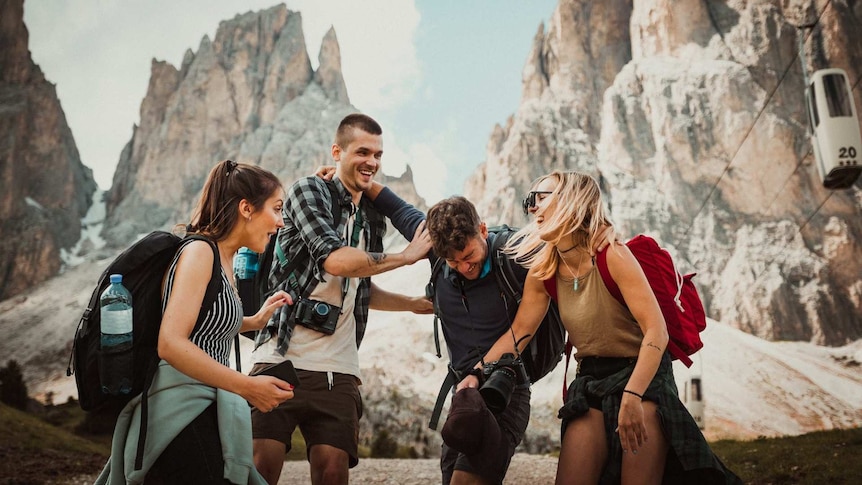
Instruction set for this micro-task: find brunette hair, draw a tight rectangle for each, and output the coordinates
[187,160,282,241]
[426,196,482,258]
[335,113,382,148]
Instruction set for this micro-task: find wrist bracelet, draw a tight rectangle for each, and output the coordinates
[622,389,643,400]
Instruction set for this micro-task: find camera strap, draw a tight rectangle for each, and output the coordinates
[339,206,364,305]
[488,231,528,361]
[429,363,460,430]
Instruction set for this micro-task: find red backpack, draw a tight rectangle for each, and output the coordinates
[546,235,707,398]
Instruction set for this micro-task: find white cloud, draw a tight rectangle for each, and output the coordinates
[375,111,475,205]
[405,142,449,203]
[378,131,448,205]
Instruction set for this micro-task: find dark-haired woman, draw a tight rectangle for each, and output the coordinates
[97,160,294,484]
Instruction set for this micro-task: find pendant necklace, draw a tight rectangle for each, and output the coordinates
[560,250,586,292]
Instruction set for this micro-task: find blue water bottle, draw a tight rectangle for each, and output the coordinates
[99,274,134,395]
[234,247,259,281]
[234,247,259,315]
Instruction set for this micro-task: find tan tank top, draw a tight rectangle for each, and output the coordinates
[556,263,643,359]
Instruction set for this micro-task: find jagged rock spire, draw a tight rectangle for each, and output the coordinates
[314,26,350,104]
[521,22,548,100]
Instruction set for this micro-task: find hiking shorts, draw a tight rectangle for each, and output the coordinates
[251,367,363,468]
[440,386,530,484]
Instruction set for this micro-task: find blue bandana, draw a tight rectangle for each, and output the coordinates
[479,252,492,278]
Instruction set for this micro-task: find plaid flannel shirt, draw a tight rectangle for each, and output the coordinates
[253,176,386,355]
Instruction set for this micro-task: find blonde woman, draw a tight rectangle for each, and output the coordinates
[460,171,741,484]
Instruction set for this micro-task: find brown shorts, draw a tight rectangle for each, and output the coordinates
[251,366,363,468]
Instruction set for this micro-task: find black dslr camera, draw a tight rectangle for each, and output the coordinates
[479,353,530,414]
[293,299,340,335]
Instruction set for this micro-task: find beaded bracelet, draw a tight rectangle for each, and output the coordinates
[622,389,643,400]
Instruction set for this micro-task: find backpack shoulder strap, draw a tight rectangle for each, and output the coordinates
[183,235,222,307]
[543,277,558,302]
[488,226,522,304]
[595,245,624,306]
[324,179,344,230]
[427,257,448,358]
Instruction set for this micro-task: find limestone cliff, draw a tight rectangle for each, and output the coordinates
[103,4,423,245]
[465,0,862,344]
[0,0,97,300]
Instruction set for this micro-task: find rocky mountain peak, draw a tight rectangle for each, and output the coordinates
[0,0,97,301]
[521,23,548,101]
[101,4,384,245]
[0,0,39,84]
[314,26,350,105]
[630,0,716,60]
[465,0,862,345]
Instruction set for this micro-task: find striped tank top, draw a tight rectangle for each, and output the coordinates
[161,239,243,366]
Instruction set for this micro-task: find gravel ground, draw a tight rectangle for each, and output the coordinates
[53,454,558,484]
[276,454,558,484]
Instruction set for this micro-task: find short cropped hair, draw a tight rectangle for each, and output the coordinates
[335,113,382,147]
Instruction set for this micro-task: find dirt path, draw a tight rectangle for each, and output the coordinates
[276,454,558,484]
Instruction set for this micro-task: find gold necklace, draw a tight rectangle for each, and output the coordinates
[560,251,586,292]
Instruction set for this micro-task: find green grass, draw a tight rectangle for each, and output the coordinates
[0,402,109,483]
[710,428,862,484]
[0,402,108,456]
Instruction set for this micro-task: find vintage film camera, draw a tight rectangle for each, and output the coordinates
[293,298,341,335]
[479,352,530,414]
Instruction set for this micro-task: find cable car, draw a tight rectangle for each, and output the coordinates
[683,375,705,430]
[805,68,862,189]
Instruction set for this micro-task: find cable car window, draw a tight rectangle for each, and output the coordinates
[823,73,853,118]
[807,84,819,130]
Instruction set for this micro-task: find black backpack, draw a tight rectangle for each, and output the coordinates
[66,231,225,469]
[425,225,567,429]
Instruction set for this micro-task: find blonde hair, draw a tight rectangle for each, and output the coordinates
[508,170,615,280]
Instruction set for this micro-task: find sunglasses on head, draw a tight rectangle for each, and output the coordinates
[522,191,553,215]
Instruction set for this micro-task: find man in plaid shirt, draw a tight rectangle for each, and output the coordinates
[250,113,433,485]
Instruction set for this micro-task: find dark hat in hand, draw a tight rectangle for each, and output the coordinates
[440,387,502,456]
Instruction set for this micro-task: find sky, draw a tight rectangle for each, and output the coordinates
[23,0,558,204]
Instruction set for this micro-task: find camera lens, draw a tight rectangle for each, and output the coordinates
[312,302,331,322]
[479,366,517,414]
